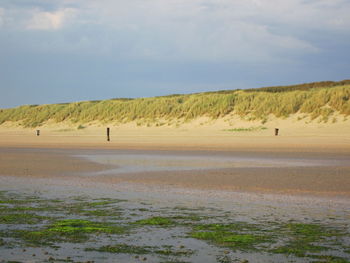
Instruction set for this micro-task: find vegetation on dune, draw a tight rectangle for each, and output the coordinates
[245,79,350,93]
[0,80,349,127]
[224,126,267,132]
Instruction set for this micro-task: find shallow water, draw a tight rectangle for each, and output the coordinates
[0,149,350,263]
[77,151,341,175]
[1,173,350,263]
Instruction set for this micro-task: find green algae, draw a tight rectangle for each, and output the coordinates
[48,219,125,234]
[86,244,194,257]
[84,201,115,207]
[191,231,263,250]
[287,223,334,239]
[155,245,194,256]
[170,214,203,222]
[61,200,123,217]
[82,209,121,217]
[309,255,350,263]
[12,230,58,247]
[0,199,32,205]
[189,223,270,251]
[85,244,153,254]
[138,208,150,212]
[272,243,328,257]
[0,213,49,224]
[0,206,41,212]
[271,223,347,258]
[1,190,349,262]
[192,222,260,232]
[134,216,174,226]
[12,219,127,246]
[133,214,204,227]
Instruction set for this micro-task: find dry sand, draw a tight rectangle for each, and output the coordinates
[0,115,350,152]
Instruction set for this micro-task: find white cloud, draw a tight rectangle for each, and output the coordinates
[82,0,350,31]
[26,8,76,30]
[73,0,321,61]
[2,0,349,62]
[0,8,4,27]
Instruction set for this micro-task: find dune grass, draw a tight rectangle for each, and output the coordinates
[0,81,349,128]
[224,126,267,132]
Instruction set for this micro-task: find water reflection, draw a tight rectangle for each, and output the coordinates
[78,153,331,175]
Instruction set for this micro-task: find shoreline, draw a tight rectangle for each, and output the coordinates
[2,174,350,208]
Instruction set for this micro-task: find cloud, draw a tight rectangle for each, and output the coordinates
[1,0,350,108]
[76,0,321,61]
[0,8,4,27]
[1,0,349,62]
[26,8,76,30]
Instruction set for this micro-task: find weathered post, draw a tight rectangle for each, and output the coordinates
[107,127,110,141]
[36,130,40,136]
[275,128,279,136]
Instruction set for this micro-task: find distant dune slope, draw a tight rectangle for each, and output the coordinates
[1,80,349,128]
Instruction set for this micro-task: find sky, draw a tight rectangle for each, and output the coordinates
[1,0,350,108]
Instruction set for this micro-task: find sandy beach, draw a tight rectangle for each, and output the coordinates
[1,121,350,262]
[1,115,350,197]
[1,115,350,152]
[2,2,350,260]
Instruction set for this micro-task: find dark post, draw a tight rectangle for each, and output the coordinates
[107,127,110,141]
[36,130,40,136]
[275,128,279,136]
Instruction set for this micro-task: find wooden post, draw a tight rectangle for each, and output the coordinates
[107,127,110,141]
[36,130,40,136]
[275,128,279,136]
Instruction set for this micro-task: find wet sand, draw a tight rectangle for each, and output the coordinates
[0,148,111,178]
[0,147,349,197]
[1,147,349,263]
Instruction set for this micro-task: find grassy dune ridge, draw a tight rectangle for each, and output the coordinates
[1,80,349,128]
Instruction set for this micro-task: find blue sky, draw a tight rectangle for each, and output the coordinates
[1,0,349,108]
